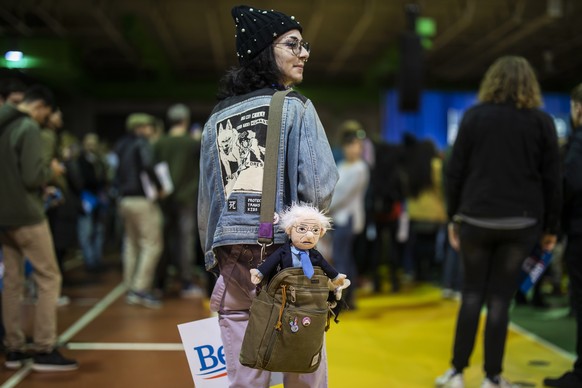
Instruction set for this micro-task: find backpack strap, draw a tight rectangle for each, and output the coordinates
[257,89,292,247]
[274,284,287,331]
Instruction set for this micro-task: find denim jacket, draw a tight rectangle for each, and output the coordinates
[198,88,339,271]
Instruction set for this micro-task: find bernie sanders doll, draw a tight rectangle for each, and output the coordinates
[250,203,350,300]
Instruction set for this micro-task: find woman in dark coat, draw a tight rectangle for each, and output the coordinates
[436,56,562,388]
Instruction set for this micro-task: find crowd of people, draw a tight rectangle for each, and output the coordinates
[0,79,209,371]
[0,3,581,388]
[0,82,78,371]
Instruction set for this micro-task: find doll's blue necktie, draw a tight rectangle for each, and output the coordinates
[299,250,314,279]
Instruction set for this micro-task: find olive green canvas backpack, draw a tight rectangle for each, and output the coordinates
[239,267,333,373]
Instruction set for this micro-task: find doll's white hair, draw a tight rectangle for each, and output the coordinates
[278,203,332,231]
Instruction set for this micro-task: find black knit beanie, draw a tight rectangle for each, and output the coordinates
[232,5,303,65]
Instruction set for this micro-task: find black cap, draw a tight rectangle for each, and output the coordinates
[232,5,302,65]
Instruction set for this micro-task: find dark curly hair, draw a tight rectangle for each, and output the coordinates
[217,46,284,100]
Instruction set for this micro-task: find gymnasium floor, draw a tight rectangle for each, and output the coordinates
[0,259,574,388]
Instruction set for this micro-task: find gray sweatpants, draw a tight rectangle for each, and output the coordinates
[211,244,328,388]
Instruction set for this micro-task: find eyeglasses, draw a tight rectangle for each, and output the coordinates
[274,39,310,56]
[293,224,321,235]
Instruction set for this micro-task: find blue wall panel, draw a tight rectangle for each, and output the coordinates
[381,89,571,150]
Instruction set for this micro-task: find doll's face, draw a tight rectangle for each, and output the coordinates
[288,218,323,250]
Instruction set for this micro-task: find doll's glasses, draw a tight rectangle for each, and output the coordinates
[293,225,321,235]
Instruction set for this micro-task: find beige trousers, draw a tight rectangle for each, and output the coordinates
[118,197,163,293]
[0,220,61,352]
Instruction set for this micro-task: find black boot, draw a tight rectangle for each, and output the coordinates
[544,372,582,387]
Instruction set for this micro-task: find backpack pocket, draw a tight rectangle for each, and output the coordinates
[262,304,328,373]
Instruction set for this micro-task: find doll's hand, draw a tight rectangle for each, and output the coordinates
[334,279,351,300]
[331,273,347,288]
[250,268,263,285]
[331,274,350,300]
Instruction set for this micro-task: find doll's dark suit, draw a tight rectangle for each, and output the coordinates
[257,242,339,282]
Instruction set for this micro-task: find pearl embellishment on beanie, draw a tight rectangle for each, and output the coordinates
[231,5,303,65]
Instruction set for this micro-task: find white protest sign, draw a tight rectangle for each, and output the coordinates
[178,316,282,387]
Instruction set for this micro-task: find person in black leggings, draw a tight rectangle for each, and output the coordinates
[452,224,540,379]
[435,55,561,388]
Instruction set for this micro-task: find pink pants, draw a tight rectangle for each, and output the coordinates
[211,244,328,388]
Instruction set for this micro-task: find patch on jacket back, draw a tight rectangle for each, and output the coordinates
[245,196,261,213]
[227,199,238,211]
[216,105,269,197]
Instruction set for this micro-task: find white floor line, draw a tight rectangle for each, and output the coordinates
[510,322,576,361]
[58,283,126,344]
[0,282,126,388]
[67,342,184,351]
[0,365,32,388]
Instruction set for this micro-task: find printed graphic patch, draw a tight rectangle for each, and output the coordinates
[245,197,261,213]
[215,105,269,197]
[227,199,238,211]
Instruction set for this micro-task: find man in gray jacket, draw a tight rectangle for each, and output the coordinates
[0,85,78,371]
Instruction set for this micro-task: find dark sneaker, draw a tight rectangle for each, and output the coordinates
[5,351,32,370]
[32,349,78,372]
[544,372,582,387]
[126,290,162,309]
[139,292,163,309]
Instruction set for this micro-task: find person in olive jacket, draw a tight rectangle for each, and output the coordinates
[0,85,78,371]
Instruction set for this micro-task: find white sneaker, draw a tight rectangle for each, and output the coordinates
[57,295,71,307]
[481,376,515,388]
[436,368,464,388]
[442,288,455,299]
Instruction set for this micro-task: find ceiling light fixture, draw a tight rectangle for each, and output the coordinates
[5,51,23,61]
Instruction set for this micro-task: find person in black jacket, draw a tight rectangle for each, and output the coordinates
[114,113,164,309]
[436,56,562,388]
[544,84,582,388]
[76,133,109,273]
